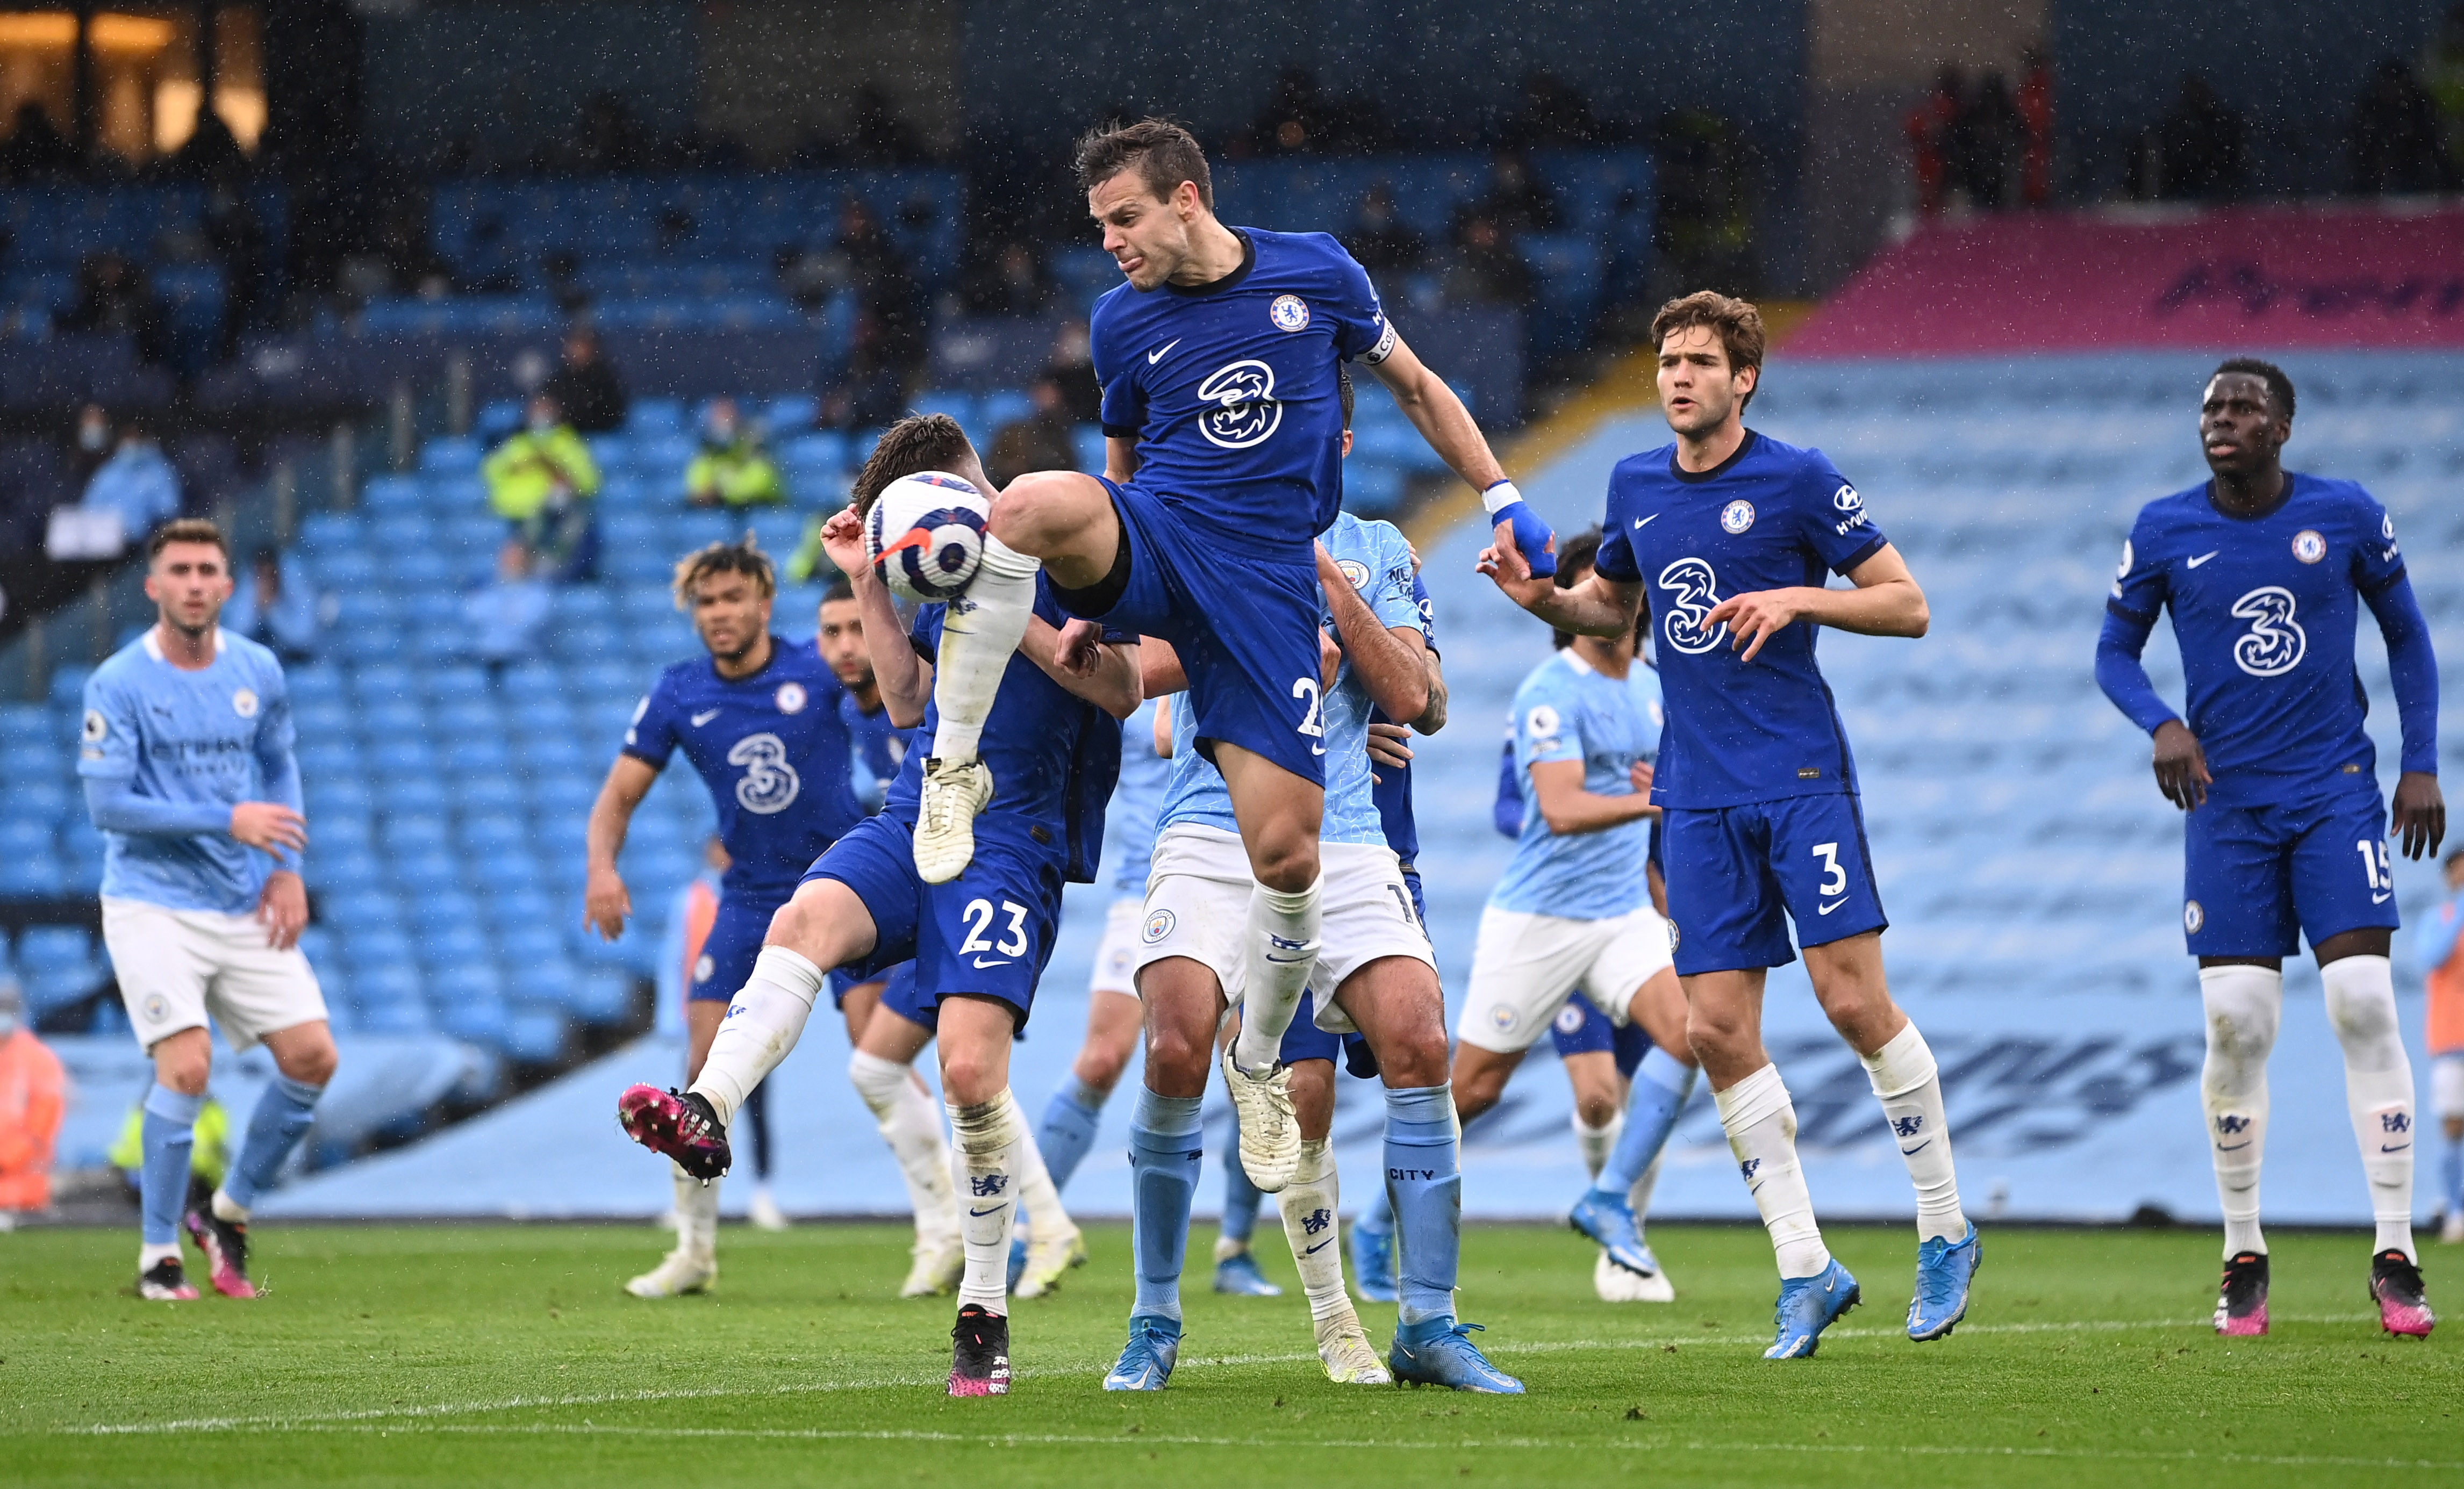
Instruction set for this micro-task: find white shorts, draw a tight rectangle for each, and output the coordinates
[1089,895,1143,997]
[1135,824,1433,1034]
[2434,1054,2464,1122]
[103,895,328,1054]
[1457,902,1673,1054]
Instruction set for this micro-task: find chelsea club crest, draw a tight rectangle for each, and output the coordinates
[1269,294,1310,332]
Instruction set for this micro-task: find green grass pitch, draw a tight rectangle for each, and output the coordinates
[3,1221,2456,1485]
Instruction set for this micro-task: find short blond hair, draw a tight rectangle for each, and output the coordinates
[671,536,776,610]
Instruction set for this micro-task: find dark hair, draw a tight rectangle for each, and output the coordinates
[1549,527,1604,650]
[1337,364,1355,431]
[1651,290,1767,409]
[2211,357,2296,421]
[1073,118,1214,211]
[853,414,976,513]
[821,576,856,606]
[147,517,227,564]
[671,536,776,609]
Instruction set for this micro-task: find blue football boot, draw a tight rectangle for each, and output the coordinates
[1213,1247,1284,1296]
[1567,1189,1659,1279]
[1350,1223,1398,1304]
[1907,1223,1981,1341]
[1389,1318,1524,1393]
[1102,1314,1182,1391]
[1765,1258,1861,1359]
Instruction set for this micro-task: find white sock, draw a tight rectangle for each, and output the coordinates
[948,1090,1029,1314]
[211,1188,250,1225]
[928,536,1040,763]
[693,946,823,1125]
[850,1049,958,1239]
[140,1240,182,1269]
[1231,876,1323,1072]
[2323,955,2418,1260]
[1014,1121,1072,1241]
[1575,1110,1622,1181]
[2200,963,2281,1257]
[1716,1064,1830,1279]
[1861,1023,1967,1243]
[1278,1138,1350,1322]
[674,1164,719,1258]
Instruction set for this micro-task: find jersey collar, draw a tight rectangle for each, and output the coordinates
[1668,428,1759,485]
[2203,471,2301,523]
[1560,646,1596,677]
[708,634,785,686]
[1165,228,1256,298]
[141,627,227,666]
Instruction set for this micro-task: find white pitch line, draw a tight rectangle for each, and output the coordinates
[42,1311,2385,1440]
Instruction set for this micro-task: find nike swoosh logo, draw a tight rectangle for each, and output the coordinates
[1633,514,1658,530]
[1900,1141,1930,1156]
[1148,338,1181,365]
[1264,953,1314,965]
[2215,1140,2251,1152]
[2187,551,2219,568]
[1818,897,1848,915]
[2373,891,2394,904]
[970,958,1013,970]
[1304,1238,1334,1255]
[2381,1142,2411,1153]
[968,1206,1004,1217]
[690,709,721,726]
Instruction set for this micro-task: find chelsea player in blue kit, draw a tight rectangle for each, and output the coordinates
[1485,293,1977,1358]
[2098,359,2442,1338]
[592,540,864,1298]
[910,120,1519,1195]
[627,417,1142,1396]
[83,520,338,1302]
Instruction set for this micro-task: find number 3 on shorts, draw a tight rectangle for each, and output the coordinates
[1811,841,1846,896]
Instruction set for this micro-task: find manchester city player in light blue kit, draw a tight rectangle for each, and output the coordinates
[908,120,1522,1197]
[80,519,337,1302]
[1120,485,1514,1392]
[590,539,865,1298]
[2098,358,2442,1339]
[1485,292,1977,1359]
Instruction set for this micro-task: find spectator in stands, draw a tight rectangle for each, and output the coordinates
[1474,149,1562,234]
[965,242,1052,316]
[1444,212,1536,310]
[1249,67,1336,155]
[58,253,169,363]
[986,376,1080,486]
[226,547,324,660]
[463,538,554,672]
[1950,70,2025,210]
[541,327,629,434]
[1500,70,1607,149]
[683,399,785,508]
[483,393,601,579]
[1347,182,1428,275]
[0,977,65,1227]
[2151,72,2246,201]
[818,318,912,433]
[70,403,114,492]
[0,100,77,180]
[1907,66,1965,215]
[1041,319,1102,425]
[2429,5,2464,172]
[2018,48,2055,207]
[77,422,182,546]
[2349,57,2459,195]
[835,198,927,383]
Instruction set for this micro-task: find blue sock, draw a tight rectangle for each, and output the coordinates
[1037,1076,1107,1195]
[1385,1083,1460,1327]
[1356,1183,1395,1236]
[1592,1047,1695,1200]
[1128,1087,1202,1325]
[2444,1135,2464,1215]
[224,1076,324,1210]
[139,1084,205,1246]
[1221,1106,1262,1245]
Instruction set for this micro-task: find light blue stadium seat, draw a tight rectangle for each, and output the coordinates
[568,969,636,1026]
[342,927,416,971]
[0,702,53,746]
[349,663,414,702]
[417,924,491,969]
[765,394,818,430]
[500,1005,570,1064]
[479,888,557,931]
[307,848,384,895]
[378,775,448,816]
[0,858,65,896]
[1,779,71,818]
[458,814,528,857]
[421,436,483,475]
[386,848,461,894]
[438,990,511,1049]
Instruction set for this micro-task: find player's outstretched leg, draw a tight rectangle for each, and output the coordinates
[2200,965,2277,1334]
[187,1071,326,1299]
[848,1049,964,1296]
[1597,1153,1678,1303]
[1213,1115,1281,1296]
[1350,1185,1399,1303]
[1861,1024,1980,1341]
[1279,1137,1388,1383]
[946,1089,1032,1395]
[1106,1088,1199,1390]
[1383,1084,1522,1393]
[912,534,1040,883]
[136,1083,203,1300]
[2322,955,2434,1335]
[1570,1047,1694,1286]
[1717,1065,1860,1358]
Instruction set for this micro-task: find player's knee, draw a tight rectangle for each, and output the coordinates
[1143,1020,1212,1089]
[1576,1090,1621,1128]
[2325,984,2398,1048]
[153,1044,211,1096]
[939,1046,1002,1107]
[1250,836,1320,893]
[1684,1006,1749,1064]
[1378,1026,1449,1089]
[1451,1062,1507,1121]
[1074,1041,1130,1092]
[279,1034,340,1088]
[987,471,1081,551]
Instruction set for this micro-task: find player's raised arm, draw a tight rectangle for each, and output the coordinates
[1021,617,1142,719]
[1316,542,1428,723]
[820,505,932,728]
[1364,330,1553,578]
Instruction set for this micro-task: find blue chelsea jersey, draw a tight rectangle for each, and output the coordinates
[839,691,909,813]
[624,638,863,901]
[1596,430,1885,809]
[891,579,1131,882]
[2109,473,2412,807]
[79,629,298,915]
[1102,698,1170,895]
[1488,650,1660,920]
[1158,512,1419,846]
[1092,228,1395,556]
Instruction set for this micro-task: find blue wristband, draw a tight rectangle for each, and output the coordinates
[1485,482,1556,578]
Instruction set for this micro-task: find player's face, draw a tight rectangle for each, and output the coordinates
[690,572,772,663]
[2199,373,2288,478]
[145,542,232,636]
[1088,171,1197,291]
[816,599,873,689]
[1657,326,1753,438]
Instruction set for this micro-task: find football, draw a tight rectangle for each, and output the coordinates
[864,471,993,602]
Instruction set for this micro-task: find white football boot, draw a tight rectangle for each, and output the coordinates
[1220,1044,1300,1192]
[1315,1308,1394,1384]
[901,1229,966,1298]
[913,758,993,883]
[1594,1248,1675,1303]
[625,1246,717,1298]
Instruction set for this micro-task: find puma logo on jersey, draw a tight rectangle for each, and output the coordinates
[691,709,722,726]
[1148,338,1181,364]
[2187,551,2218,568]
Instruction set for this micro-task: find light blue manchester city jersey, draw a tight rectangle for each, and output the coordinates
[1488,649,1659,920]
[1104,697,1170,895]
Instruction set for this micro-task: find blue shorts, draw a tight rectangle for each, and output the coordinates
[1278,988,1343,1065]
[1663,794,1888,976]
[690,894,779,1003]
[828,962,914,1010]
[2183,789,2400,957]
[801,809,1065,1032]
[1061,478,1325,786]
[1549,991,1652,1079]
